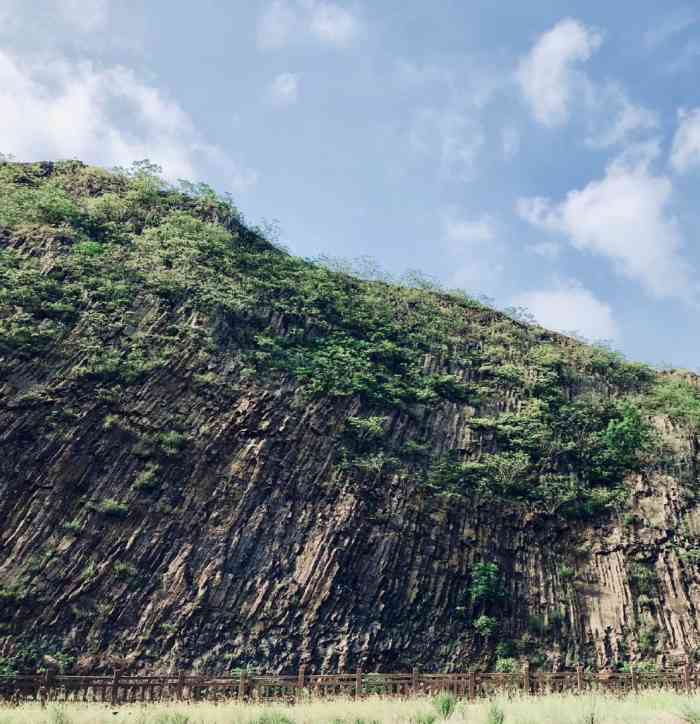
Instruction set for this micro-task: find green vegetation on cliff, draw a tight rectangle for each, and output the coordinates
[1,160,698,520]
[3,160,700,675]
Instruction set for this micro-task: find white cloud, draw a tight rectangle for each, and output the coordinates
[257,0,360,50]
[517,150,691,300]
[0,48,257,191]
[308,1,360,47]
[268,72,299,106]
[585,84,659,148]
[516,18,602,127]
[395,57,507,178]
[671,108,700,173]
[645,8,698,49]
[444,215,494,244]
[513,281,618,340]
[410,109,484,176]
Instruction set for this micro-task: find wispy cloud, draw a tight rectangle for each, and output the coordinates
[585,83,659,149]
[443,211,503,293]
[0,48,257,191]
[268,72,299,106]
[529,241,562,259]
[516,18,602,127]
[257,0,361,50]
[409,109,484,177]
[0,0,110,34]
[398,56,506,178]
[444,214,495,244]
[644,7,698,49]
[54,0,110,32]
[670,108,700,172]
[308,1,360,47]
[666,38,700,74]
[257,0,299,50]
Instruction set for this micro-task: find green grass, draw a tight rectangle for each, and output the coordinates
[2,692,700,724]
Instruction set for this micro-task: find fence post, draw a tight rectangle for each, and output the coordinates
[355,667,362,700]
[576,665,583,693]
[297,664,306,693]
[111,669,121,706]
[38,669,49,708]
[176,671,184,701]
[467,670,476,701]
[630,664,638,695]
[412,667,418,696]
[522,660,531,696]
[238,669,247,700]
[684,662,691,695]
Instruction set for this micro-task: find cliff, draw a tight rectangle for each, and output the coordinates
[1,160,700,676]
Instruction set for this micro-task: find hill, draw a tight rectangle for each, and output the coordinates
[1,160,700,675]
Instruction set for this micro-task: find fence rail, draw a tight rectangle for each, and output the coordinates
[0,665,697,706]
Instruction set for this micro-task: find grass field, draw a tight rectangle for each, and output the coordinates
[2,691,700,724]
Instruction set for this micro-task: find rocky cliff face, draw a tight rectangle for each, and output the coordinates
[1,160,699,675]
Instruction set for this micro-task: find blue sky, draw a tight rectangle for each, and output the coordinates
[2,1,700,369]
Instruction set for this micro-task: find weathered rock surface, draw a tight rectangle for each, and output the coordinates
[1,160,699,675]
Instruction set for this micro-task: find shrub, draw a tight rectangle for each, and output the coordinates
[628,562,656,595]
[558,565,575,581]
[549,608,565,627]
[678,706,700,724]
[495,657,518,673]
[153,714,191,724]
[527,614,547,636]
[47,706,74,724]
[646,377,700,432]
[495,641,514,658]
[92,499,128,518]
[133,464,161,492]
[80,561,97,581]
[474,615,498,637]
[622,660,657,673]
[158,431,186,456]
[470,562,502,603]
[62,518,82,534]
[487,704,505,724]
[352,451,398,474]
[622,512,638,526]
[0,656,17,676]
[344,415,387,448]
[483,451,531,494]
[432,692,457,718]
[428,373,474,402]
[249,714,294,724]
[113,562,138,579]
[0,585,24,603]
[638,624,658,653]
[411,715,437,724]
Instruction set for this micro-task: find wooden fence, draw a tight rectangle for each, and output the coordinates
[0,665,698,706]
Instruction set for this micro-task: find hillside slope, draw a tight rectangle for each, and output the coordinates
[1,160,700,675]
